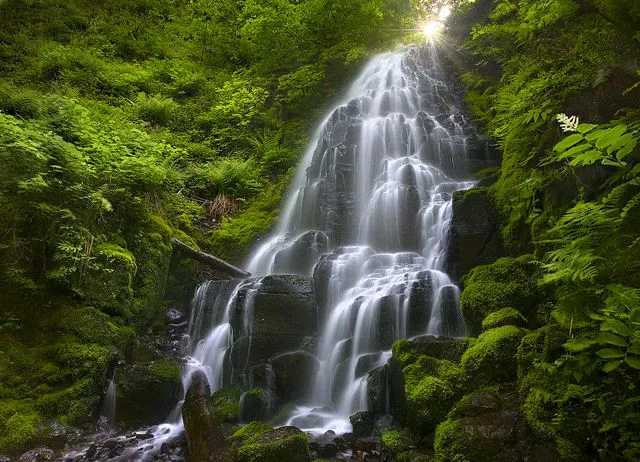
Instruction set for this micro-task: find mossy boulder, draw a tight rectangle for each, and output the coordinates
[459,255,544,335]
[381,429,413,456]
[394,337,475,363]
[391,340,469,434]
[230,423,311,462]
[115,359,182,428]
[210,386,242,424]
[81,243,136,316]
[434,387,557,462]
[481,307,527,331]
[461,325,525,386]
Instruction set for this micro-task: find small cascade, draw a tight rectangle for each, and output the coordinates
[99,377,117,428]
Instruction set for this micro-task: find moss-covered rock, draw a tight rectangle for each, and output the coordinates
[481,307,526,331]
[460,255,544,335]
[461,326,525,386]
[381,429,413,456]
[210,386,242,424]
[115,359,182,428]
[392,339,469,434]
[231,424,310,462]
[434,387,559,462]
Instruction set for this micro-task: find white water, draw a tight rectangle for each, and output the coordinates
[245,45,475,432]
[112,44,482,459]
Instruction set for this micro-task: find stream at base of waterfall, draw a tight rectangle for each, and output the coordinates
[66,44,491,461]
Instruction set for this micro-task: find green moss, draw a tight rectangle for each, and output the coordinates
[148,359,181,381]
[0,409,40,451]
[461,326,525,386]
[481,308,526,331]
[460,255,543,335]
[210,386,242,423]
[231,424,310,462]
[381,429,413,455]
[209,172,292,263]
[230,421,274,444]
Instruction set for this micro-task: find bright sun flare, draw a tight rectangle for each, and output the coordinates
[421,4,450,41]
[422,20,443,39]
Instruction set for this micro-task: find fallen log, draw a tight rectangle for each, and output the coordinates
[171,238,251,278]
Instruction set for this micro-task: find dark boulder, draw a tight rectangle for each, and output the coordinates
[446,187,503,282]
[350,411,375,437]
[229,275,319,374]
[271,351,320,403]
[434,387,559,462]
[115,360,182,428]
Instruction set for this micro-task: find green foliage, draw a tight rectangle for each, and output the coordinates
[549,117,640,184]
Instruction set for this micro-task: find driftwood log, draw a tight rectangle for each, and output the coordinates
[171,238,251,278]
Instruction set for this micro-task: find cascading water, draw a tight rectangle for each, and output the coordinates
[101,44,489,460]
[242,45,481,432]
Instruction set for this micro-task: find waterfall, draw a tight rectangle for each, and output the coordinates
[244,45,477,432]
[114,44,485,459]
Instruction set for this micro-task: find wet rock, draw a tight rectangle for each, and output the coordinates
[350,411,375,438]
[446,187,503,282]
[19,448,55,461]
[115,360,182,428]
[353,436,379,452]
[367,365,388,416]
[182,370,230,462]
[405,272,433,336]
[166,308,186,324]
[273,231,329,276]
[239,388,278,422]
[271,351,320,402]
[229,275,319,372]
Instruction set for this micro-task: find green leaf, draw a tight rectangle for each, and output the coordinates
[569,150,605,166]
[554,133,583,152]
[599,422,619,432]
[557,143,589,160]
[597,332,627,347]
[602,360,622,372]
[629,344,640,355]
[596,348,625,359]
[631,308,640,323]
[602,319,632,337]
[564,338,597,352]
[577,123,597,134]
[624,356,640,370]
[595,125,627,149]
